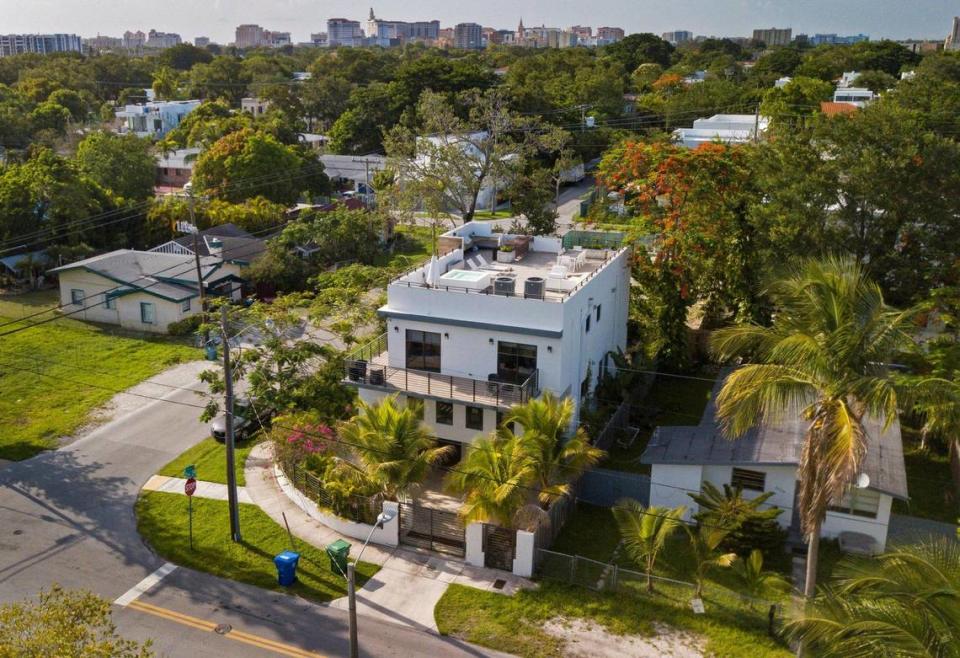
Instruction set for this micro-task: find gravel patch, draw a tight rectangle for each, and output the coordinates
[543,616,706,658]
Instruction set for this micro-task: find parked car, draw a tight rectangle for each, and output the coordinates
[209,397,275,442]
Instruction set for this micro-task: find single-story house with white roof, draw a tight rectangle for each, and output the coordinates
[48,250,245,333]
[642,370,908,553]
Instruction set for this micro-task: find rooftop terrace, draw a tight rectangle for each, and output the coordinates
[390,222,627,303]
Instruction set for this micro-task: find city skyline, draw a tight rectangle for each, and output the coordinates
[0,0,956,44]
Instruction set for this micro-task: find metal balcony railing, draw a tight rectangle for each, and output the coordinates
[343,333,539,409]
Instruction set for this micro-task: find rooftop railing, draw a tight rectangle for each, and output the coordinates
[343,333,539,409]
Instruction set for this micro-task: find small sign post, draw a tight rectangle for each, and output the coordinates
[184,476,197,550]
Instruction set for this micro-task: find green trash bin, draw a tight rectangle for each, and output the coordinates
[326,539,351,576]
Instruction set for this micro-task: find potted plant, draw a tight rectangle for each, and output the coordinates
[497,245,516,263]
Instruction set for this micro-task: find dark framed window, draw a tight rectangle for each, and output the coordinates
[596,304,602,322]
[497,341,537,384]
[104,295,116,310]
[436,401,453,425]
[140,302,155,325]
[496,410,505,428]
[70,289,84,305]
[466,406,484,431]
[405,329,441,372]
[580,375,590,399]
[731,468,766,492]
[585,315,591,333]
[828,488,880,519]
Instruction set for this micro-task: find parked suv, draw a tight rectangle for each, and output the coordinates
[209,397,275,442]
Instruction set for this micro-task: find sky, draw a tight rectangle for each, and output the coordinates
[0,0,956,44]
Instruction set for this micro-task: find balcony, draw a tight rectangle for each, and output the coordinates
[343,333,539,409]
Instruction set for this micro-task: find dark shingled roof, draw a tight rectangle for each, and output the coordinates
[641,370,909,500]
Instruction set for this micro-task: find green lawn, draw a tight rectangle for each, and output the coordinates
[549,503,622,562]
[603,373,716,474]
[892,435,959,524]
[436,581,791,658]
[0,290,198,460]
[471,208,514,220]
[136,491,378,603]
[157,437,262,486]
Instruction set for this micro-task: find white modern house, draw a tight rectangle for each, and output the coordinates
[241,97,271,115]
[832,87,875,108]
[673,114,770,149]
[344,221,631,457]
[48,250,244,333]
[115,100,201,138]
[642,372,908,553]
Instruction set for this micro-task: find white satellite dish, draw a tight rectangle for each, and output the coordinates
[856,473,870,489]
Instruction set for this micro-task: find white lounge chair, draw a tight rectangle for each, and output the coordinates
[475,253,511,272]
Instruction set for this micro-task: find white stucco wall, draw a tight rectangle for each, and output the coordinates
[649,464,703,521]
[822,494,893,551]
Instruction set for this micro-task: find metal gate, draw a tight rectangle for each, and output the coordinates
[483,524,516,571]
[398,502,465,557]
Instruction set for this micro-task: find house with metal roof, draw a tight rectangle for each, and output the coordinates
[642,371,908,552]
[148,223,267,266]
[48,250,244,333]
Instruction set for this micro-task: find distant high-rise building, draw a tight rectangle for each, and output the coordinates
[946,16,960,51]
[327,18,363,47]
[596,26,625,42]
[363,8,439,46]
[569,25,592,39]
[235,24,264,48]
[454,22,483,50]
[84,35,123,52]
[810,33,868,46]
[752,27,792,47]
[0,33,82,56]
[194,36,210,48]
[662,30,693,45]
[146,29,181,49]
[309,32,328,47]
[123,30,146,50]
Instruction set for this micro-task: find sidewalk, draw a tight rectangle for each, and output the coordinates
[142,474,253,504]
[243,443,534,633]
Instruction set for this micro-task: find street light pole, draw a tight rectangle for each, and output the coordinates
[342,510,394,658]
[221,305,241,542]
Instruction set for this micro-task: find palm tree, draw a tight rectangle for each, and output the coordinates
[612,499,686,592]
[710,257,915,599]
[688,481,782,528]
[786,539,960,657]
[445,429,535,527]
[686,524,738,599]
[506,392,605,508]
[337,395,452,501]
[732,549,790,606]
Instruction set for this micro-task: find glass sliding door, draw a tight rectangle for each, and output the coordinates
[497,341,537,384]
[405,329,441,372]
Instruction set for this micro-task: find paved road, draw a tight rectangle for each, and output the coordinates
[0,363,505,657]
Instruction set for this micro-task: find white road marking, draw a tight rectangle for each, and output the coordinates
[114,563,178,607]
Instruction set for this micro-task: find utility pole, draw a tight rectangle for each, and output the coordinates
[352,157,373,207]
[187,189,206,318]
[347,562,359,658]
[221,305,242,542]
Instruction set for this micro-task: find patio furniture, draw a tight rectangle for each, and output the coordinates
[347,360,367,382]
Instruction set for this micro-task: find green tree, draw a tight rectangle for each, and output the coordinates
[47,88,85,121]
[686,524,737,598]
[327,83,399,155]
[602,33,675,70]
[0,585,152,657]
[187,56,251,105]
[29,100,71,134]
[160,43,214,70]
[786,539,960,656]
[852,70,898,94]
[612,499,686,592]
[151,66,179,101]
[75,131,156,201]
[731,549,790,605]
[446,430,535,527]
[507,167,557,236]
[710,257,915,599]
[338,395,453,501]
[689,481,786,559]
[506,392,605,507]
[192,128,328,204]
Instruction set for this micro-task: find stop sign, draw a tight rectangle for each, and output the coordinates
[184,477,197,497]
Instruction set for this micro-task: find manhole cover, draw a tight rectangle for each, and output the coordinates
[214,624,232,635]
[492,579,506,590]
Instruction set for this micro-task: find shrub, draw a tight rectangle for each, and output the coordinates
[166,314,203,336]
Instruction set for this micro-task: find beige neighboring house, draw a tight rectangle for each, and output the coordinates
[48,250,245,333]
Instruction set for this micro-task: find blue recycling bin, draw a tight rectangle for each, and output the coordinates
[274,550,301,586]
[204,344,218,361]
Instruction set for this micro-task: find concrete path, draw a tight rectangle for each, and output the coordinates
[141,474,253,504]
[888,513,960,545]
[244,442,534,634]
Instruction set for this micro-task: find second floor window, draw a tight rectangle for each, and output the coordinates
[405,329,441,372]
[436,401,453,425]
[497,341,537,384]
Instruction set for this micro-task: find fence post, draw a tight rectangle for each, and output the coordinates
[610,564,618,592]
[570,555,577,584]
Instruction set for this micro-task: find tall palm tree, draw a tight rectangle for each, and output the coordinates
[710,257,915,599]
[445,429,535,527]
[337,395,452,501]
[506,392,605,508]
[612,499,686,592]
[785,539,960,657]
